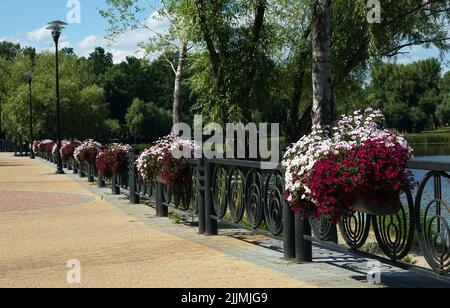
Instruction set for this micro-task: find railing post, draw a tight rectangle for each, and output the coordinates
[98,171,105,188]
[197,158,206,234]
[111,174,120,195]
[73,160,78,174]
[129,152,140,204]
[156,182,162,216]
[283,201,296,260]
[19,140,23,157]
[156,182,168,217]
[295,213,313,262]
[79,162,85,178]
[204,159,218,235]
[87,163,94,182]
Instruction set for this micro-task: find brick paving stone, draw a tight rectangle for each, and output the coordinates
[0,154,316,288]
[1,153,448,289]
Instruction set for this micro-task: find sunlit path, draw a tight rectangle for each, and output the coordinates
[0,153,319,288]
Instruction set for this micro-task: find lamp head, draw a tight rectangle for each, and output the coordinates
[46,20,68,44]
[24,70,33,83]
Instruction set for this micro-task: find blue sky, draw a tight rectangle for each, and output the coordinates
[0,0,164,63]
[0,0,449,70]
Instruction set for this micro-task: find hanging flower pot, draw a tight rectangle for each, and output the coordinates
[352,193,401,216]
[283,108,414,223]
[74,139,101,165]
[156,174,168,185]
[136,134,197,188]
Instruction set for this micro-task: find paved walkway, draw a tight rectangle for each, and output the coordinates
[0,153,448,288]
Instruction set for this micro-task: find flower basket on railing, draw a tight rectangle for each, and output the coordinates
[96,143,132,180]
[283,108,414,223]
[60,140,81,162]
[74,139,101,165]
[136,134,196,188]
[155,174,168,185]
[351,193,401,216]
[37,140,54,156]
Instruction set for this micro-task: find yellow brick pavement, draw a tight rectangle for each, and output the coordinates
[0,153,316,288]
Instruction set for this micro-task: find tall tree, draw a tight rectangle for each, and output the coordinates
[0,41,21,60]
[366,59,444,132]
[311,0,333,128]
[193,0,271,123]
[88,47,114,77]
[284,0,450,140]
[100,0,192,125]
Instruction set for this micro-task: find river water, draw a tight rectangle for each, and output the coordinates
[408,145,450,222]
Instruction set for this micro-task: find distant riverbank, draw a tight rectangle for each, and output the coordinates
[407,128,450,156]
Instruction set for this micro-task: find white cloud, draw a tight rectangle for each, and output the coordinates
[4,11,172,64]
[77,35,99,50]
[26,26,49,42]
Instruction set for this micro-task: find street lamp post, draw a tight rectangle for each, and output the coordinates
[0,91,3,141]
[47,20,67,174]
[0,91,5,142]
[24,70,35,159]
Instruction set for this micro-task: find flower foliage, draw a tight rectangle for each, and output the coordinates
[35,140,55,154]
[60,140,81,161]
[74,139,101,164]
[96,143,132,179]
[283,108,414,223]
[136,134,197,187]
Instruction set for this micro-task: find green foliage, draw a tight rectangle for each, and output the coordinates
[0,41,21,60]
[401,255,417,265]
[3,0,450,142]
[436,93,450,126]
[360,242,382,255]
[1,52,108,140]
[125,98,171,142]
[101,56,176,122]
[366,58,445,132]
[88,47,114,76]
[102,118,123,140]
[406,130,450,145]
[410,107,431,133]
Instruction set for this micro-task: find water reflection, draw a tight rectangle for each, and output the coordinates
[409,152,450,223]
[412,144,450,157]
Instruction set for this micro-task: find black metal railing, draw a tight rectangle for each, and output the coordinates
[33,150,450,279]
[0,140,15,152]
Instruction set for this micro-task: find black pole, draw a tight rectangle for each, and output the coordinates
[295,213,313,262]
[112,173,120,195]
[197,158,206,234]
[156,183,168,217]
[54,36,64,174]
[129,152,140,204]
[87,164,94,182]
[0,94,3,140]
[283,201,296,259]
[28,79,35,159]
[204,160,218,235]
[98,171,105,188]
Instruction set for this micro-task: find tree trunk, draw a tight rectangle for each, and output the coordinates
[312,0,333,128]
[173,41,187,125]
[433,114,439,130]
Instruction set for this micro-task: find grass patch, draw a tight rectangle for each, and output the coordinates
[406,129,450,145]
[169,212,182,224]
[360,242,382,255]
[401,255,418,265]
